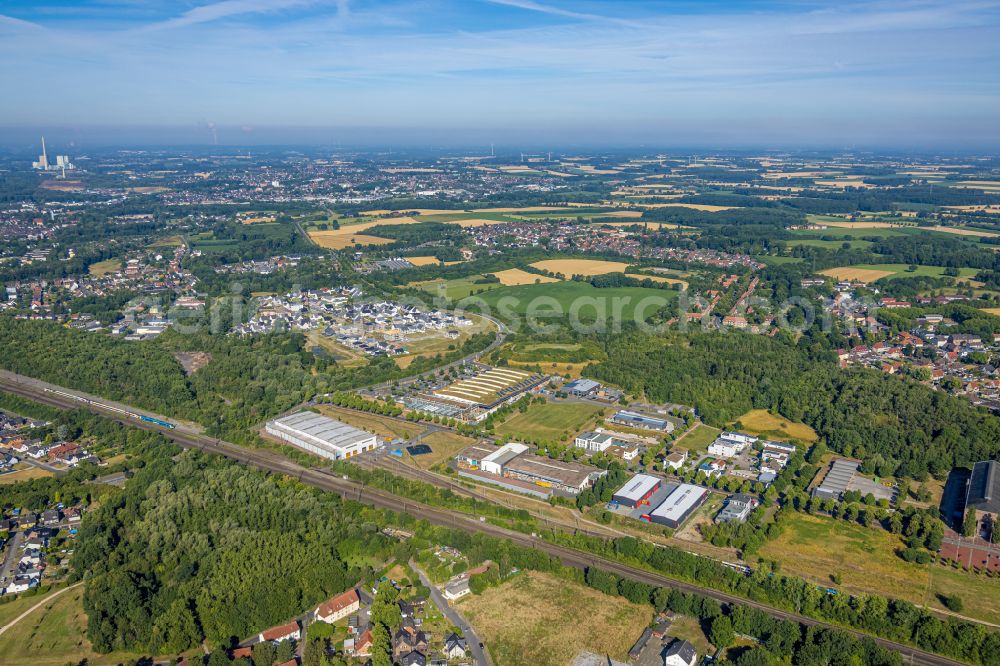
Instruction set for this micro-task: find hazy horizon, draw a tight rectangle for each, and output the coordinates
[2,0,1000,150]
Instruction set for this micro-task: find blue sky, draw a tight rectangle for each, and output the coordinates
[2,0,999,148]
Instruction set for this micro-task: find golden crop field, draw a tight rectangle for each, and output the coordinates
[529,258,631,276]
[309,232,394,249]
[928,225,1000,238]
[405,255,444,266]
[625,272,688,288]
[819,267,896,282]
[307,215,422,248]
[491,268,559,286]
[639,202,737,212]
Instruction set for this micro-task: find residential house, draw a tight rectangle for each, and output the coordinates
[314,588,360,624]
[664,639,698,666]
[443,633,467,660]
[443,577,471,601]
[258,620,301,644]
[664,450,687,471]
[393,625,429,660]
[399,651,426,666]
[716,494,759,523]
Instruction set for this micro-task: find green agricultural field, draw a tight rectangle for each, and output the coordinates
[786,239,875,250]
[827,264,979,280]
[408,275,505,300]
[497,401,607,442]
[458,282,676,327]
[758,512,1000,625]
[416,212,516,223]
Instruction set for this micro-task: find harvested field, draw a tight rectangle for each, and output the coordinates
[406,255,444,267]
[491,268,559,286]
[928,225,999,238]
[460,571,651,666]
[529,258,631,277]
[309,232,393,249]
[819,267,897,283]
[626,273,687,288]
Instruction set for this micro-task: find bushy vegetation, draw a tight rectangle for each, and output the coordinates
[587,330,1000,478]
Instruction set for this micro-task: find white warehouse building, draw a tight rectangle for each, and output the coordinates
[265,411,379,461]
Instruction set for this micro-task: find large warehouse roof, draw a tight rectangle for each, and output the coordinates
[648,483,706,523]
[268,411,374,451]
[614,474,661,503]
[815,459,858,498]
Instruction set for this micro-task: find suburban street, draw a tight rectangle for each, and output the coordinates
[0,529,25,586]
[411,562,491,666]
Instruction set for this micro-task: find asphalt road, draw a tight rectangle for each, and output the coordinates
[0,529,25,587]
[0,371,968,666]
[411,562,491,666]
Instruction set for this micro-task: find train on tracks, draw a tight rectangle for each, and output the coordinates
[41,387,176,429]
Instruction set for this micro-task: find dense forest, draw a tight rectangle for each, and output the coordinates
[586,331,1000,478]
[75,445,395,654]
[0,318,495,441]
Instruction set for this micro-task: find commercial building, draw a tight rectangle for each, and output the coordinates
[609,410,674,432]
[265,411,378,461]
[708,431,757,458]
[563,378,600,397]
[965,460,1000,526]
[456,442,604,495]
[612,474,661,508]
[812,459,859,501]
[416,366,547,423]
[574,430,628,453]
[644,483,707,528]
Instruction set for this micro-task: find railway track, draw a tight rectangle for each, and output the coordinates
[0,372,968,666]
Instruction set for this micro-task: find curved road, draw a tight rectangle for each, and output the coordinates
[0,371,968,666]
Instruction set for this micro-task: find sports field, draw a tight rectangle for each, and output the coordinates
[529,258,632,276]
[758,512,1000,625]
[460,571,652,666]
[735,409,816,442]
[496,401,606,442]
